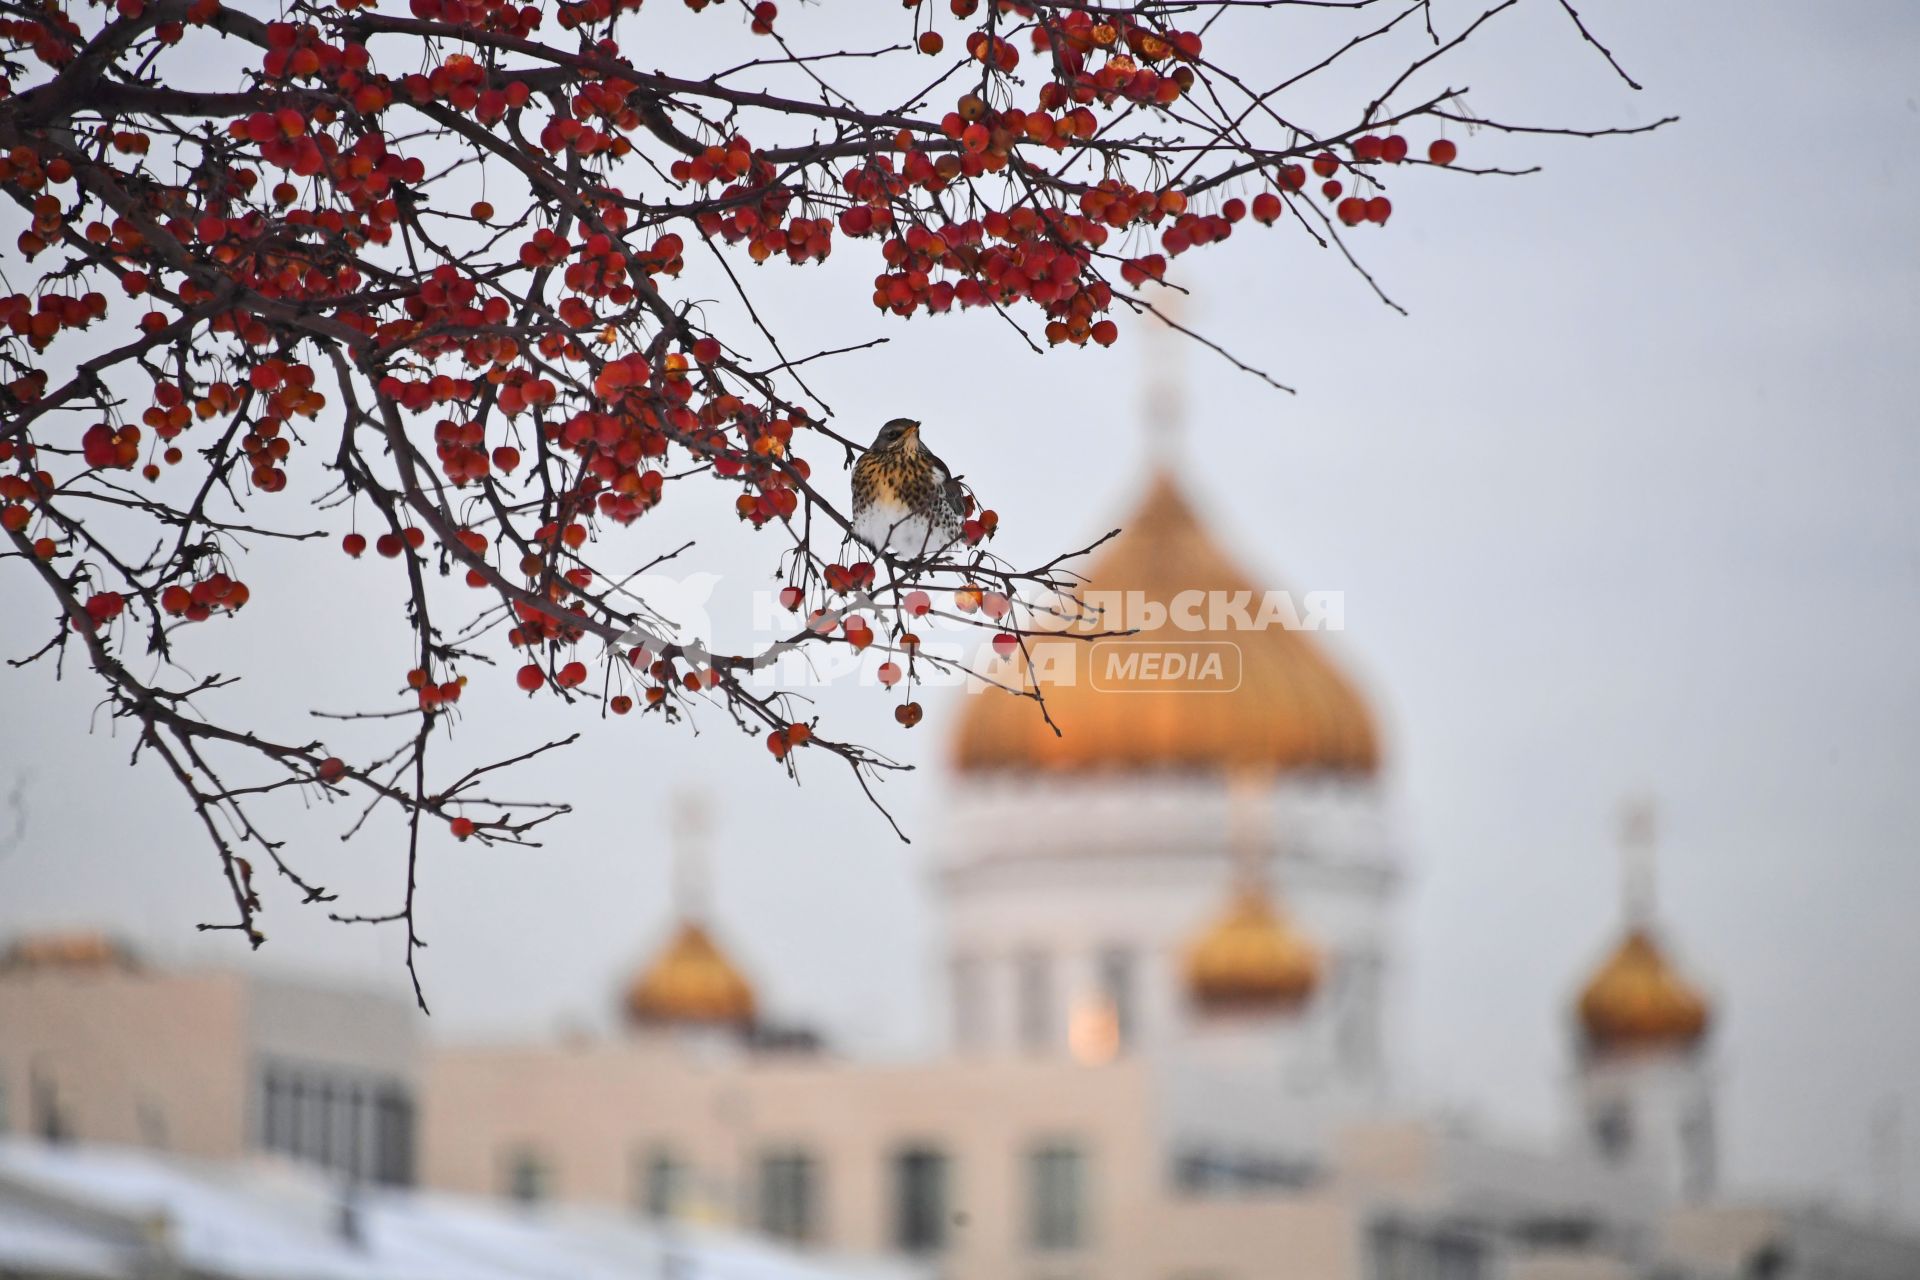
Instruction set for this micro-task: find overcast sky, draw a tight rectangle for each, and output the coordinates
[3,0,1917,1227]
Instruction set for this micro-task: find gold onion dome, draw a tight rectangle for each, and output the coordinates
[1576,927,1710,1054]
[952,468,1379,775]
[1185,888,1320,1012]
[624,920,757,1029]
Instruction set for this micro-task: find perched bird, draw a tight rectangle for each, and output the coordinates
[851,418,966,558]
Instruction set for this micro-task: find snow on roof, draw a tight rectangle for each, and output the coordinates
[0,1141,925,1280]
[0,1196,135,1279]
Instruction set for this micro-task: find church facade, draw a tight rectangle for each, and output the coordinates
[419,465,1912,1280]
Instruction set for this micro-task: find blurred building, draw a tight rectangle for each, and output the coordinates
[0,1137,921,1280]
[3,463,1916,1279]
[0,933,419,1186]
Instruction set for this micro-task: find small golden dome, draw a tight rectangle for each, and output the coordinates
[1185,888,1320,1012]
[624,920,756,1029]
[1576,927,1710,1054]
[1,931,137,972]
[952,468,1379,775]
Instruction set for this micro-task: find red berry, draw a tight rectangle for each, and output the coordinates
[515,663,543,692]
[375,532,403,558]
[450,817,476,840]
[1381,134,1409,163]
[894,701,924,727]
[317,756,346,782]
[1311,152,1339,178]
[1337,197,1366,226]
[992,632,1018,658]
[903,590,931,617]
[610,695,633,714]
[1427,138,1458,166]
[1351,135,1383,162]
[342,532,367,558]
[766,730,790,759]
[557,660,588,688]
[1365,196,1392,224]
[918,30,943,55]
[1252,192,1283,225]
[877,661,902,687]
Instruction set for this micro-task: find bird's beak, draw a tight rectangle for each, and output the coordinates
[904,422,921,438]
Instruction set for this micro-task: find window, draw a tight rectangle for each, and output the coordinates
[1335,952,1382,1073]
[503,1146,552,1204]
[952,954,984,1050]
[1681,1098,1716,1199]
[891,1146,950,1253]
[309,1080,335,1167]
[1028,1143,1086,1251]
[262,1069,291,1152]
[1367,1219,1487,1280]
[1098,947,1136,1052]
[1172,1147,1321,1195]
[758,1149,819,1243]
[256,1062,414,1185]
[373,1086,414,1186]
[640,1146,689,1220]
[1017,950,1053,1053]
[1591,1100,1632,1162]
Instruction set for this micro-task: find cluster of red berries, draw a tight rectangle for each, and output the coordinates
[407,666,466,711]
[1031,11,1202,110]
[556,0,640,30]
[668,137,758,188]
[159,573,250,621]
[939,96,1100,161]
[258,19,364,86]
[80,591,125,630]
[414,0,543,36]
[764,720,811,759]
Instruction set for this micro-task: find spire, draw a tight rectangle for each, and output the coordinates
[1142,294,1187,466]
[670,788,711,923]
[1619,797,1656,927]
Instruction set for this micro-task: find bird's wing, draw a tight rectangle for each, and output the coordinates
[921,445,967,520]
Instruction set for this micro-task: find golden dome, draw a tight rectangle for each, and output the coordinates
[952,468,1379,775]
[1576,927,1710,1054]
[624,920,757,1029]
[1184,888,1320,1012]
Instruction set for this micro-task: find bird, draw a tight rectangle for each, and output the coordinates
[851,418,966,559]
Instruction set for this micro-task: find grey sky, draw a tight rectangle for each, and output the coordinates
[3,0,1917,1226]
